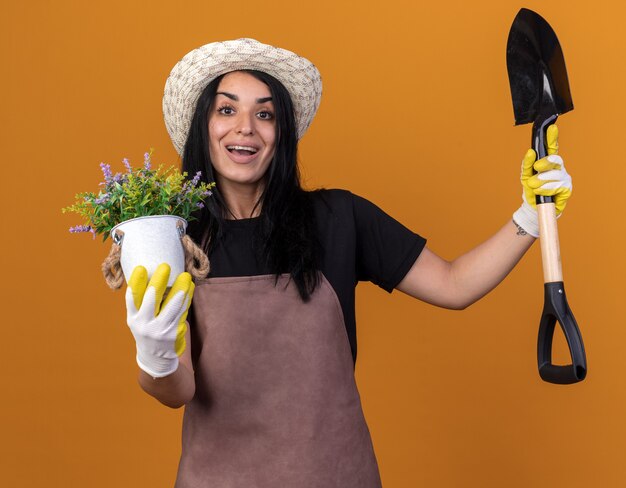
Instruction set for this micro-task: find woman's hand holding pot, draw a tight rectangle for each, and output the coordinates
[125,263,194,378]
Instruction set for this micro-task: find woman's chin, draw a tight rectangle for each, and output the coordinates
[217,173,266,190]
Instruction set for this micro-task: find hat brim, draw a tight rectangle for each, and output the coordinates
[163,38,322,155]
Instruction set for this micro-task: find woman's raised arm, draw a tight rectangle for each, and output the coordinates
[396,221,534,309]
[397,125,572,310]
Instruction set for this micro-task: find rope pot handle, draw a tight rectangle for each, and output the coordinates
[102,229,125,289]
[177,220,211,280]
[101,222,210,290]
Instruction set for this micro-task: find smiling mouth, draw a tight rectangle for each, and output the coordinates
[226,145,258,156]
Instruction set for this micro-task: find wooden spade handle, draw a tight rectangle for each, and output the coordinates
[536,205,587,384]
[531,114,586,384]
[537,202,563,283]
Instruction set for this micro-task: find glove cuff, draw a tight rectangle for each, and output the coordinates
[512,202,540,238]
[136,350,179,379]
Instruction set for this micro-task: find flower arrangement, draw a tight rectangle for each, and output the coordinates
[62,150,215,240]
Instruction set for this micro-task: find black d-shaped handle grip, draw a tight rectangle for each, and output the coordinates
[538,282,587,384]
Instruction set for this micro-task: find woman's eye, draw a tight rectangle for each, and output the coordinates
[218,106,234,115]
[257,111,273,120]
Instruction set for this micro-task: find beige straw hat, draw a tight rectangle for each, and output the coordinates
[163,38,322,155]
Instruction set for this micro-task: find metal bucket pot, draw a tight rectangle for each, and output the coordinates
[111,215,187,287]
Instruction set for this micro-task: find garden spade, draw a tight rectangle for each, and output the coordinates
[506,8,586,384]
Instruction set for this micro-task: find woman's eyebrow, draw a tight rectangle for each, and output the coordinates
[216,92,273,104]
[216,91,238,101]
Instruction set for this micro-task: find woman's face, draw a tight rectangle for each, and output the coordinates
[208,71,277,191]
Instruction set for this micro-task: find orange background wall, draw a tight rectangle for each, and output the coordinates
[2,1,624,486]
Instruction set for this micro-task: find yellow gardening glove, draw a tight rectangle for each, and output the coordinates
[513,125,573,237]
[126,263,194,378]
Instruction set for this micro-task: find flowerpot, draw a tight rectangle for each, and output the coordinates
[111,215,187,288]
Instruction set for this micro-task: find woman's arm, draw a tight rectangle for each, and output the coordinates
[396,219,534,309]
[126,264,196,408]
[397,124,571,310]
[138,326,195,408]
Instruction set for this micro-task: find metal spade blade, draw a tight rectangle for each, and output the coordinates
[507,8,573,126]
[506,8,586,384]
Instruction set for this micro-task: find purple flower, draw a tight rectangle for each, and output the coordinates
[191,171,202,186]
[69,225,87,233]
[122,158,132,172]
[196,202,204,209]
[112,172,124,184]
[100,162,112,182]
[70,224,91,233]
[202,189,213,197]
[144,152,151,170]
[94,193,109,205]
[70,224,97,239]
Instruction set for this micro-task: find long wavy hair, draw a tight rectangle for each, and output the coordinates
[182,70,320,301]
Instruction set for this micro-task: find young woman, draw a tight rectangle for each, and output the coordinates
[124,39,572,487]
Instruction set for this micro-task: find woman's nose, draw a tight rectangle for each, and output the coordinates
[235,114,254,136]
[236,126,254,135]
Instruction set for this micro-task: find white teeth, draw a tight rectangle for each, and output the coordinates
[227,145,258,153]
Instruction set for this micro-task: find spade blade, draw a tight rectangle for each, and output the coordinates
[506,8,573,125]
